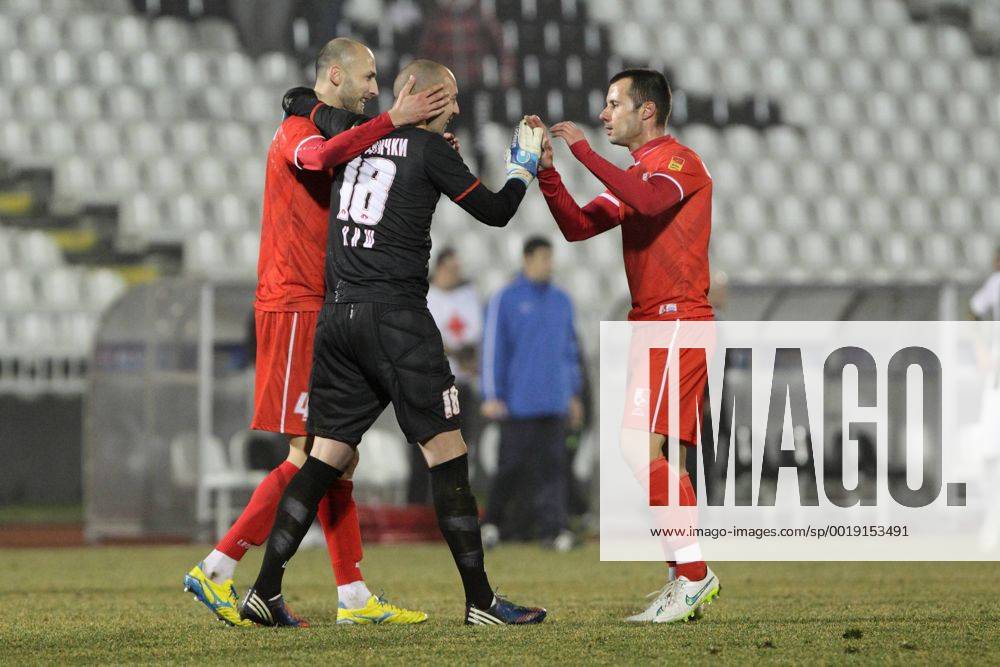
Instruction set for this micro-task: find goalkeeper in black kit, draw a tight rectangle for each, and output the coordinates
[238,59,548,626]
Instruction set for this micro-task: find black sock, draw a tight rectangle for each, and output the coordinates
[430,453,494,609]
[253,456,344,599]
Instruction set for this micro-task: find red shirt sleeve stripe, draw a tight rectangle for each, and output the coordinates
[454,178,481,202]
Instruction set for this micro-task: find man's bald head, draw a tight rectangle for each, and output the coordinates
[314,37,372,80]
[393,59,456,95]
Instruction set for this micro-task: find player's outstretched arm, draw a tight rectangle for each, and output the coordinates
[424,123,540,228]
[550,121,684,217]
[524,116,621,242]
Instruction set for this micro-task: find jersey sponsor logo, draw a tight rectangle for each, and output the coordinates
[667,156,685,172]
[659,303,678,315]
[443,386,461,418]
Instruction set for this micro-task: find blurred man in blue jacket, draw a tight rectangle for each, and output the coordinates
[480,236,583,551]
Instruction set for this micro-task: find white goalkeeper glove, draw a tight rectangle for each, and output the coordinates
[505,120,544,186]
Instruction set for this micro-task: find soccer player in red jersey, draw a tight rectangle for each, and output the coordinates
[527,69,720,623]
[184,38,447,626]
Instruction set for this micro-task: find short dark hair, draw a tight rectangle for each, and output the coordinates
[435,246,457,267]
[523,236,552,257]
[609,68,672,126]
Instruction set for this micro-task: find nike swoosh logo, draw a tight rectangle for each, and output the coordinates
[685,577,716,606]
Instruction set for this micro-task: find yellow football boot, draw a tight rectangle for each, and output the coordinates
[183,563,253,627]
[336,594,428,625]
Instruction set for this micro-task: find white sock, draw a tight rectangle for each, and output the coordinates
[202,549,238,584]
[338,580,373,609]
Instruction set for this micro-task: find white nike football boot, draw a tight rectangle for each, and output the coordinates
[625,567,720,623]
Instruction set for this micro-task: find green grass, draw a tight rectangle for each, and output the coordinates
[0,544,997,664]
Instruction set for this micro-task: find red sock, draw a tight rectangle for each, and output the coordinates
[215,460,299,560]
[674,473,707,581]
[317,479,364,585]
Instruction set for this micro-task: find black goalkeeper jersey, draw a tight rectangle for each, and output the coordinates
[322,126,527,307]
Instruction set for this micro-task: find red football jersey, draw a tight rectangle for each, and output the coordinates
[538,134,714,321]
[617,135,713,320]
[254,115,330,312]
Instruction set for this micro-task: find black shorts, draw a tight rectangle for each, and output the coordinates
[307,302,461,446]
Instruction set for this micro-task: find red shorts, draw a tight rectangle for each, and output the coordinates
[251,309,319,437]
[621,319,715,444]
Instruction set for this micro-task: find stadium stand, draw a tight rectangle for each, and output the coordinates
[0,0,998,382]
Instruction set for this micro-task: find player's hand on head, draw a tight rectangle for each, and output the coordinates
[443,132,461,153]
[389,76,450,127]
[505,119,544,186]
[282,86,319,118]
[550,121,586,147]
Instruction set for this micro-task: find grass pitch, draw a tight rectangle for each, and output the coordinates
[1,543,997,664]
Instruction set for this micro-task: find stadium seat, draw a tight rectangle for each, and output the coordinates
[66,13,107,52]
[103,86,146,121]
[0,267,35,308]
[872,162,910,199]
[119,192,163,239]
[922,233,958,273]
[894,197,934,236]
[856,25,892,60]
[45,50,80,86]
[184,230,227,275]
[816,25,851,58]
[847,126,885,161]
[871,0,909,26]
[879,59,914,93]
[816,196,854,236]
[194,18,240,52]
[940,197,976,237]
[790,162,826,198]
[189,156,232,195]
[775,24,810,57]
[145,156,185,195]
[907,92,939,128]
[609,21,650,61]
[799,59,835,93]
[151,16,192,55]
[895,25,933,60]
[232,230,260,274]
[110,14,148,53]
[124,121,168,158]
[838,59,876,92]
[210,193,251,232]
[888,126,926,161]
[38,267,85,309]
[935,25,972,61]
[55,156,97,197]
[129,51,167,88]
[13,312,56,348]
[177,52,217,90]
[18,84,58,122]
[23,14,60,52]
[773,195,811,235]
[257,51,298,87]
[928,127,965,164]
[85,50,125,87]
[16,230,63,269]
[32,122,75,161]
[857,197,893,236]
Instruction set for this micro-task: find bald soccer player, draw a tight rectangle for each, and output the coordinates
[240,60,548,626]
[184,39,448,627]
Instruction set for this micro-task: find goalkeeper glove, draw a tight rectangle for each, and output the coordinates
[505,120,544,186]
[282,87,319,118]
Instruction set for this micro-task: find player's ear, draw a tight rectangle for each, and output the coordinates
[641,101,655,122]
[329,64,342,86]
